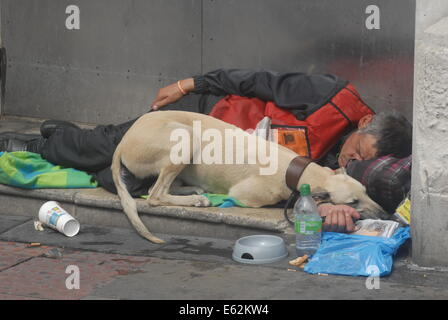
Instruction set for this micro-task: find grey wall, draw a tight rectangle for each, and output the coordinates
[1,0,415,124]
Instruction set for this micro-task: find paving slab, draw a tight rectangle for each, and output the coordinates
[0,215,31,234]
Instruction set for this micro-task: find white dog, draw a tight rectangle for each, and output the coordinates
[112,111,387,243]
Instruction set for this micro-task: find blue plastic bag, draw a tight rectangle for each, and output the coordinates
[304,227,410,277]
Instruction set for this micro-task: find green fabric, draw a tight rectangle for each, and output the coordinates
[202,193,248,208]
[0,151,98,189]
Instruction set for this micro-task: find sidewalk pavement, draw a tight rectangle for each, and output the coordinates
[1,214,448,300]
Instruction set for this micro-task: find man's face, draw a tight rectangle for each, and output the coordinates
[338,132,378,168]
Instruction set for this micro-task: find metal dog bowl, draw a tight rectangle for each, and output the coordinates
[232,235,288,264]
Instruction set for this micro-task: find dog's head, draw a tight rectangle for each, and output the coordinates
[314,169,390,220]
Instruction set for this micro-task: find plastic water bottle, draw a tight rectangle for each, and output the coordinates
[294,184,322,256]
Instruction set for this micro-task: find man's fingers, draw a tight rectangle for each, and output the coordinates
[330,211,339,232]
[327,210,353,233]
[153,97,170,109]
[151,89,173,109]
[350,208,361,220]
[151,102,162,110]
[323,210,333,231]
[336,211,347,233]
[151,98,163,110]
[344,212,355,232]
[323,215,332,232]
[151,92,166,105]
[323,212,332,231]
[320,206,360,233]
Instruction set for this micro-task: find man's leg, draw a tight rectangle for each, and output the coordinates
[40,118,137,172]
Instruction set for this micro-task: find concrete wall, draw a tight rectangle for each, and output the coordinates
[412,1,448,267]
[0,0,415,124]
[415,0,448,36]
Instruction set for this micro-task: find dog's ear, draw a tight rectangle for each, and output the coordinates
[334,167,347,175]
[311,186,331,203]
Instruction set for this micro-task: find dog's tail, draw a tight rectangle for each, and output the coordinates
[111,146,165,244]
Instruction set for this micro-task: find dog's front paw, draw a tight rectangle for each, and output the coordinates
[194,195,211,207]
[193,187,205,195]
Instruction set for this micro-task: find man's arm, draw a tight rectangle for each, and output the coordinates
[192,68,310,104]
[152,68,346,110]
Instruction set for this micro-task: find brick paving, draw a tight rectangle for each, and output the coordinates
[0,242,52,272]
[0,241,151,300]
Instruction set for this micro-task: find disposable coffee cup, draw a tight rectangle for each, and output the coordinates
[38,201,80,237]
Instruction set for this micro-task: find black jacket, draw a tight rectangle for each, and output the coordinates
[192,68,349,169]
[193,68,348,120]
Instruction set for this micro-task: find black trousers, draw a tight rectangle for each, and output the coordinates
[40,93,222,196]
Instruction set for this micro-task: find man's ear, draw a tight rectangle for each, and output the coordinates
[358,114,374,129]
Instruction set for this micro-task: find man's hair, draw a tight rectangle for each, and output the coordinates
[358,111,412,158]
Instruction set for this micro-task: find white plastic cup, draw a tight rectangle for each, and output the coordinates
[38,201,80,237]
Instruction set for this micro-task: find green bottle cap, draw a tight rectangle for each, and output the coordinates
[300,184,311,196]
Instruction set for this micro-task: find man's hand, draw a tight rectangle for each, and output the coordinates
[318,204,361,233]
[151,78,195,110]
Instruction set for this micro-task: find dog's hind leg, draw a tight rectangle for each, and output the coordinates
[147,164,210,207]
[228,176,284,208]
[147,179,204,196]
[169,179,205,195]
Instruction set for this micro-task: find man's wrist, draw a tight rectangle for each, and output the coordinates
[178,78,195,94]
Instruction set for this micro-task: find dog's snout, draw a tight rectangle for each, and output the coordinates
[356,199,390,220]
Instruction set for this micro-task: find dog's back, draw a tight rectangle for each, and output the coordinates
[120,111,295,188]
